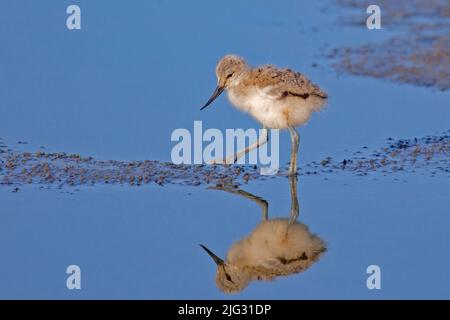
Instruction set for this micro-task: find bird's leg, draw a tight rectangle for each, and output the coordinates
[226,127,268,164]
[288,127,300,176]
[288,175,300,225]
[210,127,268,165]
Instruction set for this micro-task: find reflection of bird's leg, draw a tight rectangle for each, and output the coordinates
[289,175,299,225]
[208,185,268,220]
[235,189,268,221]
[288,127,300,176]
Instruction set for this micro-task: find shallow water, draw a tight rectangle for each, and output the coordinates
[0,0,449,299]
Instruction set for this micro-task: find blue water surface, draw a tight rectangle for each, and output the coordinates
[0,0,449,299]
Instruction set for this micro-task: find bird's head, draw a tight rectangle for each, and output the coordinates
[201,55,248,110]
[215,55,248,89]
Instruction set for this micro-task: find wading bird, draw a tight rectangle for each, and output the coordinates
[201,55,328,176]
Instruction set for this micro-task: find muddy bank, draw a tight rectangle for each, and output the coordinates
[329,0,450,90]
[1,131,448,191]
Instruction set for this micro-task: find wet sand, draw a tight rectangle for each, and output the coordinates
[329,0,450,90]
[1,132,448,190]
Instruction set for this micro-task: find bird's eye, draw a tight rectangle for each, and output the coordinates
[226,73,234,79]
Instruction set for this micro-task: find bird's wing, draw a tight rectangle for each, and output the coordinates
[252,65,328,100]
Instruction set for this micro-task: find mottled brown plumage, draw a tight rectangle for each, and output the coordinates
[251,65,328,100]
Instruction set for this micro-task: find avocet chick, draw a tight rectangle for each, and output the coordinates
[201,55,328,175]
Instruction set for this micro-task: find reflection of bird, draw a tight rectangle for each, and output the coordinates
[201,55,328,176]
[201,177,326,293]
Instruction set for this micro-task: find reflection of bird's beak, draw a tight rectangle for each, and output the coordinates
[200,86,224,110]
[200,244,224,265]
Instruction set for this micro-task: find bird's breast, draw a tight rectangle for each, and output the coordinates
[227,87,291,128]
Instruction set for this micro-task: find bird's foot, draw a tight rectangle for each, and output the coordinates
[206,158,226,165]
[287,167,298,177]
[206,154,238,165]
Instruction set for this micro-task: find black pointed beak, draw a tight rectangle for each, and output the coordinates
[200,86,224,110]
[200,244,224,265]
